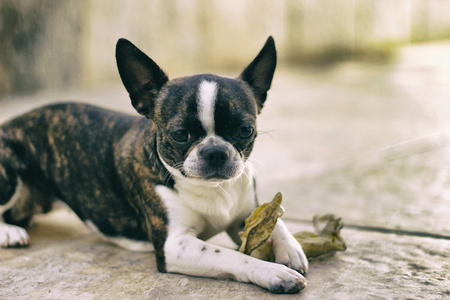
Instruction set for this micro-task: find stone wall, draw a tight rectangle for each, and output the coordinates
[0,0,84,96]
[1,0,450,96]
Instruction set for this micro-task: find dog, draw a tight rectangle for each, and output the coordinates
[0,36,308,293]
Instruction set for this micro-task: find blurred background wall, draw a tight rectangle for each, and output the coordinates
[1,0,450,97]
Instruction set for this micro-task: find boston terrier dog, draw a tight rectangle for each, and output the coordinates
[0,37,308,293]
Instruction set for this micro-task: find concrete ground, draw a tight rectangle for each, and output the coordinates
[1,42,450,299]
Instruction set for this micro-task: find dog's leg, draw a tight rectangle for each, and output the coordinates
[226,214,309,275]
[270,219,309,274]
[0,223,29,247]
[0,177,30,247]
[0,133,33,248]
[164,234,306,293]
[85,220,155,252]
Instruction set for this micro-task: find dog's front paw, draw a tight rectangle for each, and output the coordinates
[0,223,30,248]
[252,261,306,294]
[273,238,309,275]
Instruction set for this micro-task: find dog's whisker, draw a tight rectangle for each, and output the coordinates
[162,161,185,185]
[162,171,173,186]
[248,157,266,169]
[242,169,252,182]
[250,164,261,179]
[216,183,232,198]
[246,159,263,178]
[257,130,277,141]
[172,162,184,171]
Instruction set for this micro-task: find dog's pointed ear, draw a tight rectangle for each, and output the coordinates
[239,36,277,114]
[116,39,168,118]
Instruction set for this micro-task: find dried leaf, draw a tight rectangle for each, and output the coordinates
[239,193,346,260]
[294,214,346,258]
[238,192,284,255]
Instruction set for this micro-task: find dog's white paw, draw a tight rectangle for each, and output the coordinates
[273,238,309,275]
[0,223,30,247]
[252,261,307,294]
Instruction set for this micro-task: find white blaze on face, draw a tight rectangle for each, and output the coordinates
[197,81,218,135]
[177,79,245,182]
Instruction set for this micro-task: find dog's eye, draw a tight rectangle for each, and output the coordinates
[238,125,254,139]
[171,130,190,143]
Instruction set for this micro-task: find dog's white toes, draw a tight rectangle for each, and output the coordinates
[0,223,30,248]
[274,240,309,275]
[253,262,307,294]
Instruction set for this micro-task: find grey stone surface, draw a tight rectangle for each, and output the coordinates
[1,209,449,299]
[252,42,450,236]
[1,42,450,298]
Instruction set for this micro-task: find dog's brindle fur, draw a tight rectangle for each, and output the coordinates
[0,37,308,293]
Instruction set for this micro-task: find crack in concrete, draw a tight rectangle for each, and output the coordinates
[284,217,450,240]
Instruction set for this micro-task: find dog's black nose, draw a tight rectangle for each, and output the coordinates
[200,145,229,167]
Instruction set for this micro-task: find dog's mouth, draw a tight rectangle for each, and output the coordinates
[159,153,241,183]
[199,173,235,182]
[181,169,236,182]
[205,174,231,180]
[161,136,246,183]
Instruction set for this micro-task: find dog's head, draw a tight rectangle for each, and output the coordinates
[116,37,276,184]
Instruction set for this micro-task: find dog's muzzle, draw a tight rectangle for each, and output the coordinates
[183,137,244,181]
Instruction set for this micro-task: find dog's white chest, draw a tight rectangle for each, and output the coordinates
[157,168,256,238]
[181,178,253,231]
[184,184,243,229]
